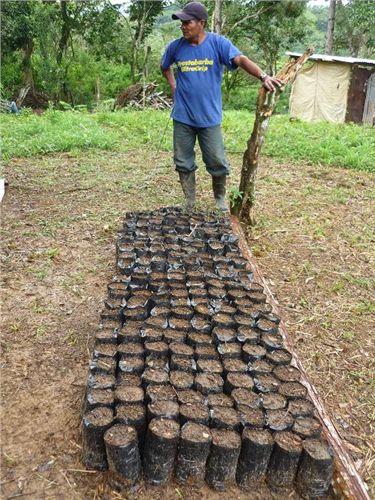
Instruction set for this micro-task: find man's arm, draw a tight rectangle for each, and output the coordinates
[232,54,282,92]
[161,66,176,98]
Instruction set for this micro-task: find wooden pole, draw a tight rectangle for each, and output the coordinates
[230,48,314,224]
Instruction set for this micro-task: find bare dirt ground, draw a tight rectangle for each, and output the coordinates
[1,150,374,499]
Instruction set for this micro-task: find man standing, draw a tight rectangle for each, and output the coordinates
[161,1,281,211]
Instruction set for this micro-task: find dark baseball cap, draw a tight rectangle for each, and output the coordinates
[172,2,208,21]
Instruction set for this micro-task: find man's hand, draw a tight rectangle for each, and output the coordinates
[161,66,176,99]
[261,75,283,93]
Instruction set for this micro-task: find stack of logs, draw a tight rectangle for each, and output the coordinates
[82,207,334,496]
[114,83,172,110]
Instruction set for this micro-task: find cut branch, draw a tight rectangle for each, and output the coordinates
[230,48,314,224]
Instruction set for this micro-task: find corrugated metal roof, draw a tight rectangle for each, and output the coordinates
[286,52,375,66]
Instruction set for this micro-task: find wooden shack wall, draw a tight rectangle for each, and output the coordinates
[346,66,373,124]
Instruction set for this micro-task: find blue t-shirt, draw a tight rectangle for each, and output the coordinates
[161,32,241,128]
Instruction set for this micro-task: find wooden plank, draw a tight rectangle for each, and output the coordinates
[230,216,370,500]
[346,67,371,124]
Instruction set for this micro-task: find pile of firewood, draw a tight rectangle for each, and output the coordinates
[114,83,172,110]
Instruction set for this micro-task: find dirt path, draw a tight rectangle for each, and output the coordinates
[1,151,374,498]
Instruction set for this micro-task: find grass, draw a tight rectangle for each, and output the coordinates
[1,108,374,172]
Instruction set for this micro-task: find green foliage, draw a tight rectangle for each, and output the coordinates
[334,0,375,58]
[228,186,244,208]
[223,83,291,114]
[1,0,372,107]
[83,2,126,60]
[1,53,23,96]
[1,0,36,56]
[2,110,374,172]
[221,0,313,75]
[0,109,117,158]
[128,0,166,42]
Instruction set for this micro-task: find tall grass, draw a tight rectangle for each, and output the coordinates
[1,109,374,172]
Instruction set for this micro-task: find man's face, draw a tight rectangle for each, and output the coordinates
[180,19,205,41]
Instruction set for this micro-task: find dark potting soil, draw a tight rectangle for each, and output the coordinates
[217,342,242,359]
[169,342,194,358]
[205,428,241,490]
[237,405,265,429]
[148,400,180,421]
[118,357,144,375]
[273,364,301,382]
[195,373,224,395]
[117,342,144,358]
[279,381,308,400]
[195,345,219,360]
[93,344,117,359]
[225,372,254,393]
[180,402,210,425]
[177,389,205,405]
[196,359,223,374]
[144,356,169,372]
[242,344,267,363]
[89,357,116,375]
[115,386,144,406]
[248,359,274,375]
[146,384,177,403]
[210,406,241,431]
[87,373,116,390]
[170,370,194,390]
[293,416,322,439]
[142,368,169,386]
[117,373,142,387]
[85,388,114,411]
[140,328,164,343]
[266,349,292,365]
[222,358,248,374]
[287,398,315,417]
[265,409,294,432]
[231,388,261,409]
[206,392,233,408]
[253,374,280,394]
[170,355,194,373]
[163,329,186,344]
[261,393,287,411]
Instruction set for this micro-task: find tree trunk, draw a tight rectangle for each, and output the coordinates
[325,0,336,55]
[130,0,152,83]
[21,41,34,88]
[17,39,34,106]
[57,0,71,66]
[230,49,313,224]
[213,0,223,34]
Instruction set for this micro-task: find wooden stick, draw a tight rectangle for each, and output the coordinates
[230,215,370,500]
[231,48,314,223]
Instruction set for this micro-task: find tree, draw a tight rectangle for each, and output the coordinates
[128,0,166,83]
[213,0,224,35]
[334,0,375,58]
[325,0,336,54]
[219,0,310,75]
[1,1,38,89]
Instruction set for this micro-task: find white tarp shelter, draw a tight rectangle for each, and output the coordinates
[287,52,375,125]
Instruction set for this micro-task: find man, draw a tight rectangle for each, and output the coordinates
[161,1,282,211]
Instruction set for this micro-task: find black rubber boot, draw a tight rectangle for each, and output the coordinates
[212,175,229,212]
[178,171,196,210]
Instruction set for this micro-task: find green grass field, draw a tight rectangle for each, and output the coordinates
[1,109,374,172]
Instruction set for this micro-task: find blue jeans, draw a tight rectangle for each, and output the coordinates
[173,120,229,177]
